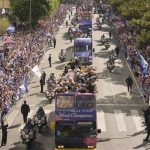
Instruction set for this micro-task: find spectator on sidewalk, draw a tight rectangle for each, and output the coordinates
[70,32,73,43]
[41,71,46,82]
[144,115,150,142]
[109,30,112,39]
[40,76,45,93]
[126,75,133,92]
[66,20,68,27]
[21,101,30,123]
[48,54,52,67]
[69,14,71,20]
[1,112,8,146]
[115,46,120,57]
[53,37,56,48]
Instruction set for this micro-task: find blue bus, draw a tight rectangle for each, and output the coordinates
[55,92,100,150]
[79,19,92,34]
[74,38,93,65]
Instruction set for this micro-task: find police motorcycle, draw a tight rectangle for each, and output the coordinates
[101,34,106,45]
[104,40,110,50]
[96,17,101,30]
[34,107,47,133]
[46,73,56,103]
[59,49,66,62]
[107,52,116,72]
[21,118,36,148]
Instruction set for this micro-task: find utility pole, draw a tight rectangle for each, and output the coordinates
[29,0,32,34]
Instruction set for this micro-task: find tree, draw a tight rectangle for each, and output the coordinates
[49,0,60,14]
[0,18,10,34]
[107,0,150,49]
[9,0,50,27]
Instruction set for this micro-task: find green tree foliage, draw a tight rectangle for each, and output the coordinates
[9,0,50,26]
[107,0,150,49]
[49,0,60,14]
[0,18,10,34]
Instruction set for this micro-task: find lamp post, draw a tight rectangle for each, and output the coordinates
[29,0,32,34]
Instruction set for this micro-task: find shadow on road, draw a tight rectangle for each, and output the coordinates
[62,32,69,40]
[133,142,147,149]
[8,123,21,129]
[97,138,111,142]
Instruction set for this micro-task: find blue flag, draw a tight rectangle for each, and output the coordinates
[139,54,148,76]
[23,79,28,93]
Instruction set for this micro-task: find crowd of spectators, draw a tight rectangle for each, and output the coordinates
[100,3,150,87]
[0,4,73,113]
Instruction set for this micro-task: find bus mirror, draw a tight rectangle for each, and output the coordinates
[93,48,95,52]
[97,129,101,133]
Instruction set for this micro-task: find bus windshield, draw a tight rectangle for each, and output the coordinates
[56,121,75,138]
[56,96,75,109]
[56,121,96,138]
[75,44,92,51]
[77,122,96,137]
[76,95,96,108]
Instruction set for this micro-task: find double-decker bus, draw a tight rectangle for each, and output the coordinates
[55,92,101,150]
[73,38,93,65]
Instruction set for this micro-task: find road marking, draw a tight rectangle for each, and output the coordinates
[7,110,19,127]
[131,110,144,131]
[115,110,127,132]
[97,110,106,131]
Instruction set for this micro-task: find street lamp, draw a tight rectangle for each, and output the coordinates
[29,0,32,34]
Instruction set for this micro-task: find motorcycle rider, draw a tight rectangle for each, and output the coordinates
[35,106,47,127]
[36,106,46,117]
[59,49,65,61]
[22,118,36,140]
[101,34,105,44]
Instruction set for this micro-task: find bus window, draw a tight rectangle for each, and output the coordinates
[77,122,96,137]
[56,96,75,109]
[56,121,76,138]
[76,95,96,108]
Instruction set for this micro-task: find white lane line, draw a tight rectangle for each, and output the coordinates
[97,110,106,132]
[131,110,144,132]
[7,110,19,127]
[115,110,127,132]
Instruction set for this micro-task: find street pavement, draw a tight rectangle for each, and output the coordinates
[1,11,150,150]
[92,14,148,150]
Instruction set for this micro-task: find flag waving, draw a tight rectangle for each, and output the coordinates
[139,54,148,76]
[32,65,41,78]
